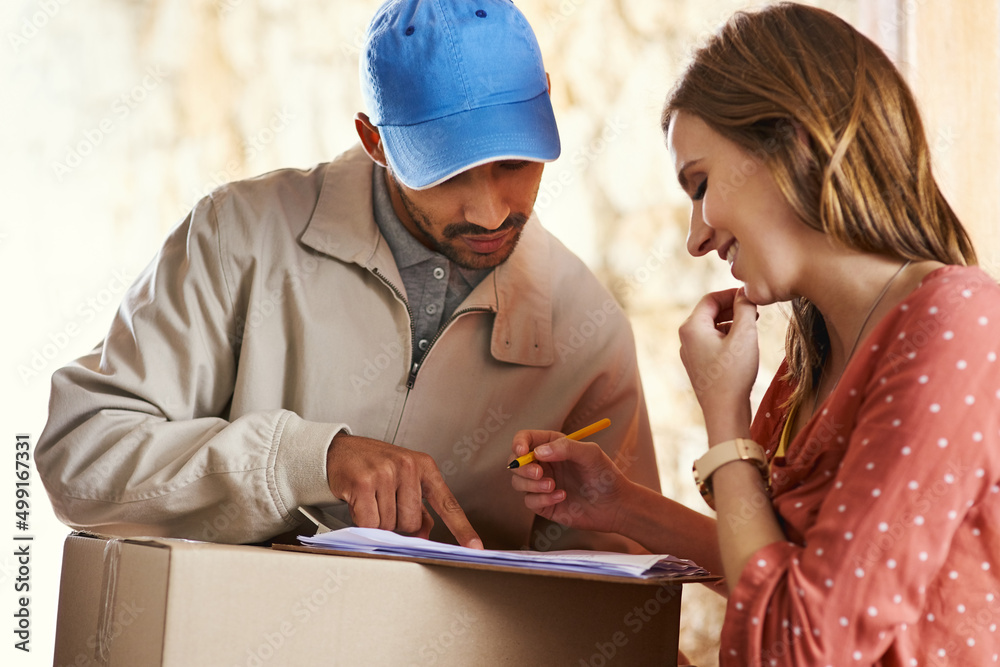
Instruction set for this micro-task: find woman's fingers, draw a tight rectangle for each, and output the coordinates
[522,489,567,513]
[510,473,555,494]
[687,288,739,326]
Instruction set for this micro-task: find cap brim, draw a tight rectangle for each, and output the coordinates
[378,91,560,191]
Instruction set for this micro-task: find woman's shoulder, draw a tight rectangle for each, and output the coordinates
[890,265,1000,329]
[905,264,1000,306]
[873,264,1000,373]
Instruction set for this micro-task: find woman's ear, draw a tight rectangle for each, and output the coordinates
[790,118,810,148]
[355,112,388,167]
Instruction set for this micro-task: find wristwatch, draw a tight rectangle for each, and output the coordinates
[692,438,770,510]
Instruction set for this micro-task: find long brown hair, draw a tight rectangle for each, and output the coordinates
[661,2,977,410]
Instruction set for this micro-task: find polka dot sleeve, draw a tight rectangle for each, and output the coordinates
[720,266,1000,666]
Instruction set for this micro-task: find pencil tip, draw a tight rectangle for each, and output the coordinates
[507,461,519,469]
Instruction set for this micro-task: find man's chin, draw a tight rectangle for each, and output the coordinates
[445,234,522,270]
[452,248,515,270]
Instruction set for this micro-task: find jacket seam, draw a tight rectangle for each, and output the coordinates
[53,466,271,504]
[207,193,238,320]
[266,410,297,526]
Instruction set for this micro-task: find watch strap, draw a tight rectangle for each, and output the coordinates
[692,438,770,510]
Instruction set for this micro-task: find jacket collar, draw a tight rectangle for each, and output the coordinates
[300,145,554,367]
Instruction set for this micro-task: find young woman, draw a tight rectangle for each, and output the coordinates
[509,4,1000,664]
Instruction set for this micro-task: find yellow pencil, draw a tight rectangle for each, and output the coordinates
[506,418,611,469]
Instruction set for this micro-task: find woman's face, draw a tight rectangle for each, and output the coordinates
[667,110,819,306]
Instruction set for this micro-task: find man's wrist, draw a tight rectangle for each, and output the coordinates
[276,415,347,512]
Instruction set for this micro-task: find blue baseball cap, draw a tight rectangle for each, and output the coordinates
[360,0,561,190]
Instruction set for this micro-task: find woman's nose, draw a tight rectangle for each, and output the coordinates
[686,212,715,257]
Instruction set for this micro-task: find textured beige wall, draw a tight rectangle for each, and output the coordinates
[4,1,997,665]
[906,0,1000,271]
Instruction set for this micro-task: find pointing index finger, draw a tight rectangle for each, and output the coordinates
[422,473,483,550]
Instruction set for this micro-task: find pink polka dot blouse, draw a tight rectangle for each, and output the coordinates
[722,266,1000,666]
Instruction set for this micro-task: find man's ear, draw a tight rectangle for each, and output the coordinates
[355,112,388,166]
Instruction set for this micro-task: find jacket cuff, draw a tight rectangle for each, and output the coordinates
[272,412,351,521]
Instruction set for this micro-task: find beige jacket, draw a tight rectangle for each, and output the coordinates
[37,145,659,549]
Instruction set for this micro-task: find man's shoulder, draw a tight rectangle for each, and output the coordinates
[208,162,329,218]
[199,146,373,249]
[533,226,619,306]
[522,224,633,351]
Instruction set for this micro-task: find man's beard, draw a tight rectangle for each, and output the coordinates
[394,181,530,271]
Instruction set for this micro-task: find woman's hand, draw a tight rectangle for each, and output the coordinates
[679,287,759,442]
[508,429,635,534]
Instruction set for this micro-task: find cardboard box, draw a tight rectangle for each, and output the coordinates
[54,532,707,666]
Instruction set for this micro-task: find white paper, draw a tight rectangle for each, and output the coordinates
[298,527,710,579]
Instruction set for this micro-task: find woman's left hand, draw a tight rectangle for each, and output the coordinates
[679,287,759,431]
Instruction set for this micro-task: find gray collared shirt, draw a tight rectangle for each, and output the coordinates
[371,165,490,365]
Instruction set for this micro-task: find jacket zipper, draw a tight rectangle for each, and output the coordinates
[405,306,493,388]
[370,267,417,445]
[370,266,416,365]
[371,266,493,443]
[370,267,494,388]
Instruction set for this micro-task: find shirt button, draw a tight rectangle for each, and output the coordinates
[425,304,437,315]
[432,267,445,280]
[418,339,429,351]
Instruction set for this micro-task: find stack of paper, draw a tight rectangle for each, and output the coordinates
[298,527,710,579]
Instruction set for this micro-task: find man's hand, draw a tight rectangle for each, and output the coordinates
[326,434,483,549]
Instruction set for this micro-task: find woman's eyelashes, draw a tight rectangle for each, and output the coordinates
[692,178,707,201]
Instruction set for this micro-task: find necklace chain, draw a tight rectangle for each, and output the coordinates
[812,259,912,414]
